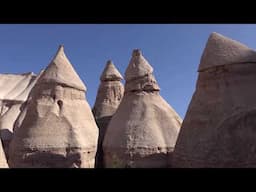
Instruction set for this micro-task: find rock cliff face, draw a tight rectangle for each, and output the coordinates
[103,49,182,168]
[8,45,99,168]
[0,72,38,158]
[92,60,124,167]
[172,32,256,167]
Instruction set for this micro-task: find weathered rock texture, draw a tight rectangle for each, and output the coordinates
[92,60,124,168]
[8,45,99,168]
[172,32,256,168]
[103,49,182,168]
[0,72,38,158]
[0,141,8,168]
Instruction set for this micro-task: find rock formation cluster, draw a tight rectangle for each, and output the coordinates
[2,31,252,168]
[103,49,182,168]
[92,60,124,167]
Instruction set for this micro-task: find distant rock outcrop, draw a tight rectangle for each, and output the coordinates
[8,45,99,168]
[103,49,182,168]
[0,72,38,159]
[92,60,124,168]
[172,32,256,167]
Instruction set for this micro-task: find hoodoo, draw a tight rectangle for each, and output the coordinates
[103,49,182,168]
[172,32,256,167]
[8,45,99,168]
[92,60,124,167]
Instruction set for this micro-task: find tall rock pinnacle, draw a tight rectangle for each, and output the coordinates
[92,60,124,168]
[8,45,99,168]
[103,49,182,168]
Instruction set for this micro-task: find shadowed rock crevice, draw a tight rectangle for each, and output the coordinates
[94,116,112,168]
[11,147,93,168]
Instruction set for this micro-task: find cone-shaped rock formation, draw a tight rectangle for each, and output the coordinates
[37,46,86,91]
[92,60,124,168]
[103,49,182,168]
[172,32,256,167]
[199,32,256,71]
[8,45,99,168]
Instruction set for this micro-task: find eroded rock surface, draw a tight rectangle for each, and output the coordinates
[8,45,99,168]
[0,72,39,159]
[92,60,124,168]
[103,49,182,168]
[172,32,256,168]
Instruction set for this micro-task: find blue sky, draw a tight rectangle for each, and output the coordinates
[0,24,256,118]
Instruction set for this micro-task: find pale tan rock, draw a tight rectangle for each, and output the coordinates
[100,60,123,81]
[172,32,256,168]
[125,49,153,81]
[0,72,38,158]
[0,141,8,168]
[92,60,124,168]
[8,45,99,168]
[103,49,182,168]
[199,32,256,71]
[37,45,86,91]
[12,70,45,134]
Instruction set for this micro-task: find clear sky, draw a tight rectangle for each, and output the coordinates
[0,24,256,118]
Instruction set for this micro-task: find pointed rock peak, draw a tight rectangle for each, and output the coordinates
[132,49,142,57]
[125,49,153,81]
[198,32,256,71]
[37,45,87,91]
[100,60,123,81]
[57,44,64,51]
[52,44,65,62]
[106,60,113,65]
